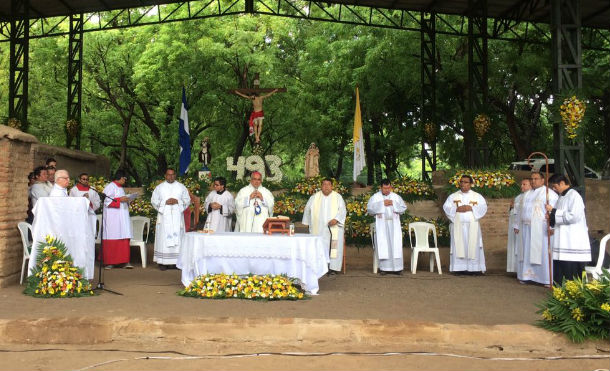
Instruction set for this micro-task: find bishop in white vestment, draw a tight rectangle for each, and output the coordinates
[302,178,347,273]
[203,177,235,232]
[507,178,531,273]
[234,171,274,233]
[517,172,558,285]
[367,180,407,273]
[151,169,191,269]
[443,175,488,273]
[546,174,591,283]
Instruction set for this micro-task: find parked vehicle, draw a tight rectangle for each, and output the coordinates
[509,159,601,179]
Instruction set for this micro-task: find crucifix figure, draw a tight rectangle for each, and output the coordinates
[230,73,286,144]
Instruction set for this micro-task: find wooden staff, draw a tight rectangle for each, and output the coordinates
[527,152,552,289]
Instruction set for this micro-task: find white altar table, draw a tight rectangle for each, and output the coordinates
[178,232,329,294]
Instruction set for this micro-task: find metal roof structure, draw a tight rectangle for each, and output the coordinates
[1,0,609,29]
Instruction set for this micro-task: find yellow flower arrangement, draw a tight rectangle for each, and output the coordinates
[291,176,349,196]
[179,273,306,300]
[391,178,436,201]
[24,235,94,298]
[537,270,610,342]
[560,96,586,140]
[88,176,109,193]
[571,307,584,322]
[449,170,515,189]
[473,114,490,140]
[273,196,306,217]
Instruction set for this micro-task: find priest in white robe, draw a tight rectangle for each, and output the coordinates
[517,171,558,286]
[367,179,407,274]
[102,170,134,269]
[546,174,591,283]
[203,176,235,232]
[234,171,274,233]
[48,169,70,197]
[302,178,347,274]
[151,168,191,270]
[443,174,488,273]
[507,178,531,273]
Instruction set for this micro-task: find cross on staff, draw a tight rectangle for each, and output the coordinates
[229,73,286,144]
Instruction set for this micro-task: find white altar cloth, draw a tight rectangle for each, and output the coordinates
[28,197,95,279]
[178,232,329,294]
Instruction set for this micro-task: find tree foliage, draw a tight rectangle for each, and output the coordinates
[0,13,608,185]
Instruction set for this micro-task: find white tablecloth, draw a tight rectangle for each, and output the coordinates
[28,197,95,279]
[178,232,329,294]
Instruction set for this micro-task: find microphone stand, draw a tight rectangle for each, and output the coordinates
[95,192,123,295]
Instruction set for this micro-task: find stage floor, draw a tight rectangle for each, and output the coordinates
[1,266,548,325]
[1,266,608,371]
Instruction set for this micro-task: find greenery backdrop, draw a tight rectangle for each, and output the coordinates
[1,11,609,184]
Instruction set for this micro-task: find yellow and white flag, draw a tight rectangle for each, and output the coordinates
[353,87,366,182]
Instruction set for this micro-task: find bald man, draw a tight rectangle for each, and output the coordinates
[49,170,70,197]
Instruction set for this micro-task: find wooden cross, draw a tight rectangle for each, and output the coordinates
[228,73,287,96]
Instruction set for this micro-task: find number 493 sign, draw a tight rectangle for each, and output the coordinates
[226,155,283,182]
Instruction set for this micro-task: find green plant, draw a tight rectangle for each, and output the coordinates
[536,270,610,342]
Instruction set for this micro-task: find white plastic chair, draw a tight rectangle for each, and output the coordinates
[409,222,442,274]
[130,216,150,268]
[370,222,379,273]
[17,222,33,285]
[585,233,610,280]
[95,214,102,244]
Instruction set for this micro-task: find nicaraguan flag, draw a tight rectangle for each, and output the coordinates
[178,87,191,176]
[353,86,366,182]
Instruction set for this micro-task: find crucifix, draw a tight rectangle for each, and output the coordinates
[229,73,286,144]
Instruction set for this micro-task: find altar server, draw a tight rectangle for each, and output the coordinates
[102,170,134,269]
[546,174,591,283]
[302,178,347,274]
[234,171,274,233]
[69,172,101,213]
[367,179,407,274]
[443,174,488,273]
[151,168,191,270]
[517,171,558,286]
[507,178,531,273]
[203,176,235,232]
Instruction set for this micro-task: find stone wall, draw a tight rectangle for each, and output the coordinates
[31,143,110,179]
[0,126,37,287]
[0,125,111,287]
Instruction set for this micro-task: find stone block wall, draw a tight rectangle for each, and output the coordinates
[31,143,110,179]
[0,125,111,287]
[0,126,37,287]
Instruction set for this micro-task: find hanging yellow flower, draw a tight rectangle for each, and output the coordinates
[473,114,490,140]
[559,96,586,140]
[423,121,437,142]
[7,118,22,130]
[66,119,80,137]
